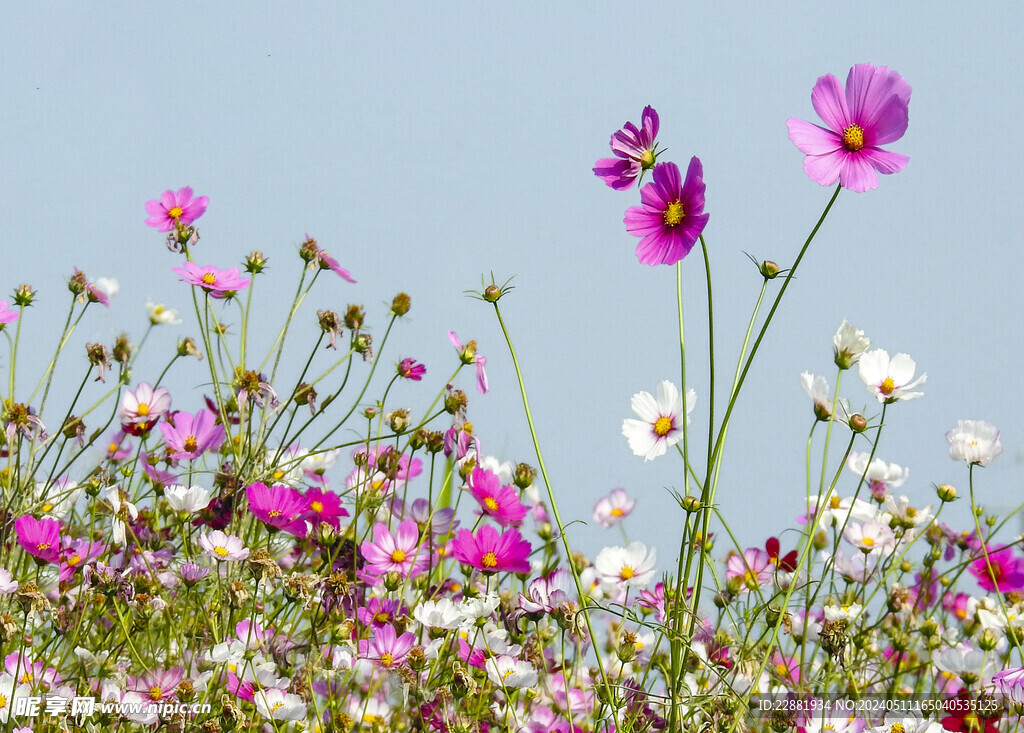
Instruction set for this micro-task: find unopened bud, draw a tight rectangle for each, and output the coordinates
[390,292,411,316]
[514,463,536,490]
[760,260,780,279]
[680,496,702,513]
[298,237,319,262]
[483,284,503,302]
[245,251,267,273]
[13,284,35,307]
[936,484,958,502]
[848,414,868,433]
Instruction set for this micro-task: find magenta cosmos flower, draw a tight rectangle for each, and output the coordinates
[469,466,528,527]
[624,158,709,266]
[451,524,531,574]
[360,520,427,578]
[969,545,1024,593]
[158,408,225,460]
[786,63,911,193]
[397,358,426,381]
[246,482,308,537]
[15,515,61,564]
[358,623,416,669]
[593,105,660,190]
[119,382,172,436]
[173,262,250,299]
[145,187,209,231]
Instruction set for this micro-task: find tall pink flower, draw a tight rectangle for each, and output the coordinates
[302,487,349,529]
[358,624,416,669]
[469,466,528,527]
[593,106,660,190]
[119,382,172,436]
[15,515,61,564]
[173,262,250,299]
[360,520,427,578]
[624,158,709,266]
[158,408,225,460]
[451,524,531,574]
[246,482,308,538]
[787,63,911,192]
[449,331,488,394]
[0,300,18,327]
[145,187,209,231]
[397,358,426,381]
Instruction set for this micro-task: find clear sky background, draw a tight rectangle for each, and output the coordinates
[2,4,1021,567]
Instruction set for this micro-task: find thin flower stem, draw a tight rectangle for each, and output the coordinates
[488,301,615,713]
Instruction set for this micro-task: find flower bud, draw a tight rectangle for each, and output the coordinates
[68,269,88,296]
[759,260,780,279]
[245,251,267,274]
[936,484,958,502]
[978,628,1000,652]
[13,284,35,307]
[680,496,702,513]
[848,414,868,433]
[382,571,403,593]
[483,284,503,302]
[353,333,372,358]
[514,463,536,490]
[298,236,319,262]
[390,292,411,316]
[112,333,133,364]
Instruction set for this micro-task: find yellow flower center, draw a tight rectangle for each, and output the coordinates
[663,200,685,226]
[640,150,656,168]
[42,502,54,512]
[829,496,841,509]
[268,510,282,518]
[481,552,498,568]
[879,377,896,395]
[842,124,865,152]
[37,542,50,552]
[201,272,217,285]
[215,546,229,557]
[391,549,407,563]
[108,442,119,454]
[68,553,82,566]
[183,436,198,452]
[484,497,499,512]
[154,305,164,315]
[503,668,516,680]
[0,693,6,709]
[374,611,390,624]
[610,508,623,517]
[775,663,789,678]
[168,206,184,219]
[310,500,324,514]
[891,725,906,733]
[137,402,150,417]
[861,537,875,547]
[380,652,394,667]
[620,565,635,580]
[149,686,162,701]
[20,672,33,683]
[653,416,673,436]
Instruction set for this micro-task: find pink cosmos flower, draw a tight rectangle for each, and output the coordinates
[452,524,532,574]
[145,187,209,231]
[725,547,773,592]
[15,515,61,564]
[358,624,416,668]
[593,488,635,528]
[397,358,426,381]
[246,482,309,537]
[519,569,571,614]
[302,487,349,529]
[449,330,488,394]
[624,158,709,266]
[360,520,427,578]
[969,545,1024,593]
[71,268,109,307]
[358,597,403,629]
[314,246,356,283]
[593,105,660,190]
[198,530,250,562]
[4,651,61,690]
[786,63,911,192]
[173,262,250,299]
[159,408,225,460]
[119,382,172,436]
[0,300,18,327]
[130,666,185,702]
[469,466,528,527]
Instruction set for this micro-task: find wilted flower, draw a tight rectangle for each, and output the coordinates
[449,331,488,394]
[397,358,426,381]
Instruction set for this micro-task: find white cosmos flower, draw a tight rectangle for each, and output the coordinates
[883,495,933,528]
[833,318,870,369]
[807,494,878,528]
[622,380,696,461]
[164,484,212,513]
[595,541,657,588]
[822,603,863,622]
[146,300,182,326]
[871,712,945,733]
[858,349,926,403]
[103,485,138,546]
[485,655,538,688]
[254,688,307,721]
[842,519,895,555]
[846,452,908,489]
[946,420,1003,467]
[414,598,465,630]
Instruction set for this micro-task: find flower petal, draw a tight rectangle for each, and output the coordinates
[786,118,843,156]
[810,73,850,132]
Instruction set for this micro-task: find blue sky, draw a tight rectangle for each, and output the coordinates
[2,3,1021,565]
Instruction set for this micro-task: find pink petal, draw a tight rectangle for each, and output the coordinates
[802,151,845,188]
[845,64,911,142]
[861,147,909,176]
[838,154,880,193]
[787,118,844,156]
[810,73,850,132]
[160,190,176,209]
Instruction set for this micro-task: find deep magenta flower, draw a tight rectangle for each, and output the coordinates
[158,408,225,460]
[787,63,911,192]
[173,262,250,299]
[594,105,660,190]
[145,187,209,231]
[397,358,426,381]
[452,524,531,574]
[360,520,427,578]
[624,158,709,266]
[469,466,528,527]
[15,515,61,564]
[246,482,308,537]
[968,545,1024,593]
